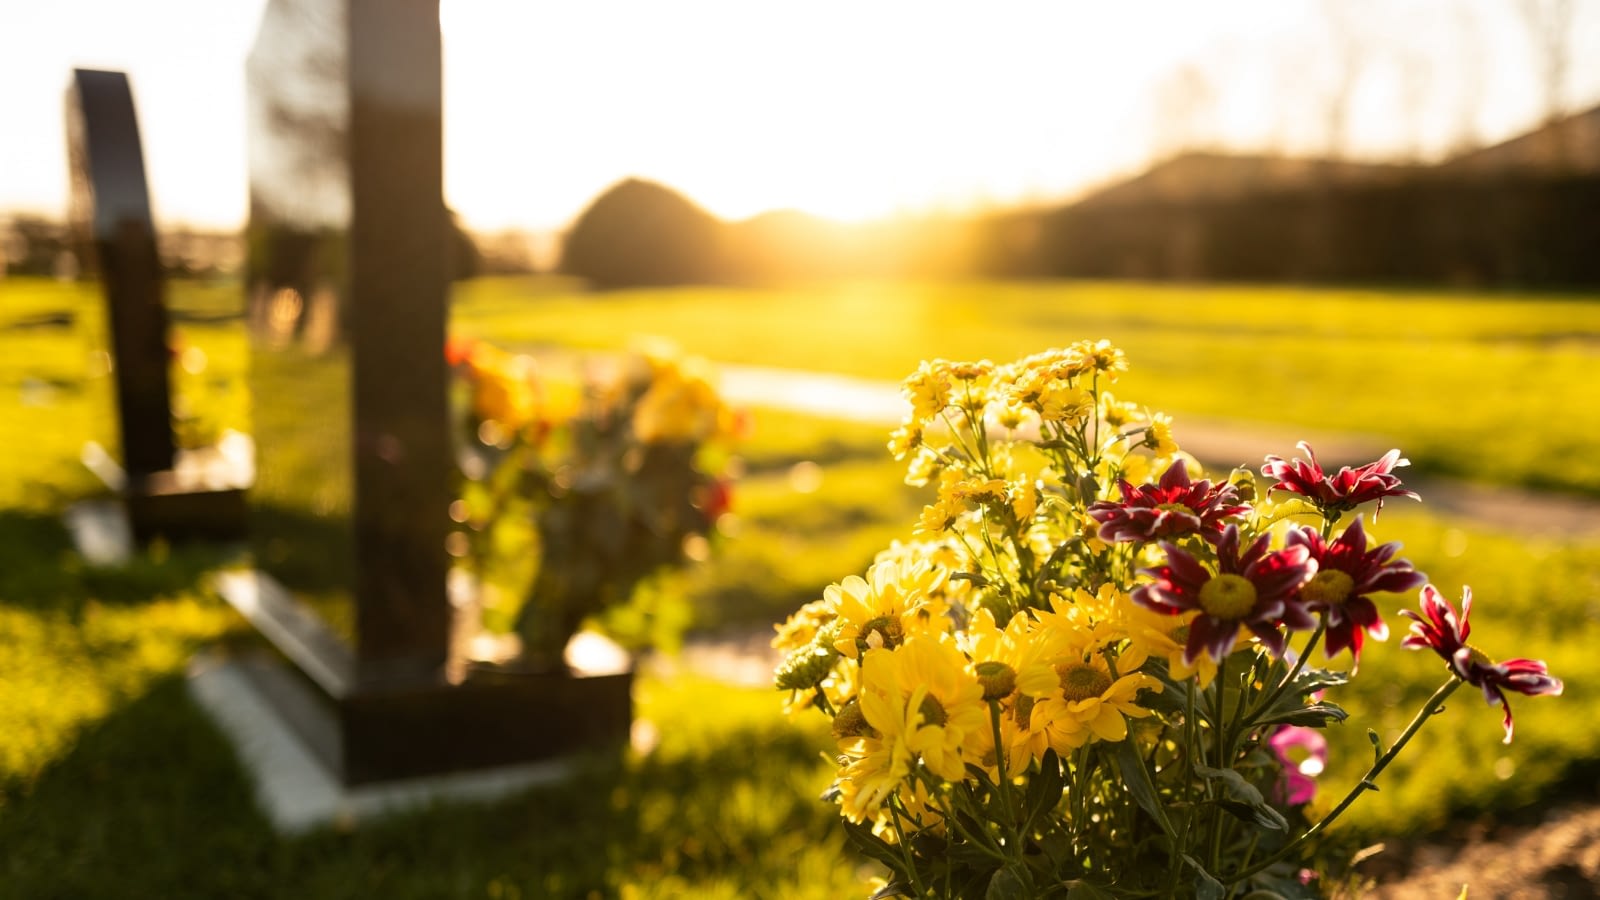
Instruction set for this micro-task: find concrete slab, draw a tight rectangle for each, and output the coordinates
[185,651,587,835]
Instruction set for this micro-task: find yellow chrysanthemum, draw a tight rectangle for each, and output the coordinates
[903,360,953,423]
[835,733,915,825]
[859,636,988,783]
[993,400,1031,432]
[959,609,1061,776]
[903,446,944,488]
[632,354,726,444]
[827,556,947,659]
[914,468,969,536]
[961,608,1059,700]
[872,541,962,624]
[876,776,944,842]
[1032,586,1129,661]
[772,598,834,655]
[1068,339,1128,381]
[887,422,923,461]
[1027,651,1161,758]
[1037,383,1094,423]
[953,476,1009,506]
[1099,390,1139,429]
[469,345,541,431]
[1144,412,1179,457]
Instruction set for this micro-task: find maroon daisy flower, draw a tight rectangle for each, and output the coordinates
[1087,459,1249,544]
[1286,517,1427,667]
[1261,441,1420,519]
[1400,584,1563,743]
[1133,525,1317,665]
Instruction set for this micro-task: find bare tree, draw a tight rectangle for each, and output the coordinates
[1319,0,1368,161]
[1514,0,1575,165]
[1447,2,1487,156]
[1517,0,1574,125]
[1150,63,1216,161]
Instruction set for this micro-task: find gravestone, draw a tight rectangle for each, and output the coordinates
[218,0,630,789]
[65,68,249,546]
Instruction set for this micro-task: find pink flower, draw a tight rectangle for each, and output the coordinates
[1087,459,1249,544]
[1400,585,1564,743]
[1133,525,1317,664]
[1286,518,1427,667]
[1267,726,1328,806]
[1261,442,1419,519]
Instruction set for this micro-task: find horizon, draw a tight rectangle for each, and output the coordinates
[4,0,1600,234]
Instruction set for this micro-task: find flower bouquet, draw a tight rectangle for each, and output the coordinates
[773,342,1561,898]
[451,337,739,671]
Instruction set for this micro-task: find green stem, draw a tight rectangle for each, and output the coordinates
[1244,617,1327,734]
[1166,679,1200,893]
[932,785,1007,861]
[1208,651,1229,871]
[886,795,931,898]
[1224,676,1463,885]
[990,702,1018,833]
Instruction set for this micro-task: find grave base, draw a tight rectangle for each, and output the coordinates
[187,651,617,834]
[72,434,253,559]
[213,569,634,785]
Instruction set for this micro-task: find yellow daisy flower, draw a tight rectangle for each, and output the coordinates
[1028,650,1162,757]
[827,557,946,659]
[903,360,953,423]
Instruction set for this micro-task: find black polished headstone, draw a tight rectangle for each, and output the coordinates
[231,0,629,786]
[65,69,248,544]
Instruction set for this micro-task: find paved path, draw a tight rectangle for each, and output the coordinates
[717,363,1600,540]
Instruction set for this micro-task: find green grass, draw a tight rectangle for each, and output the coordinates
[452,276,1600,497]
[1,273,1597,894]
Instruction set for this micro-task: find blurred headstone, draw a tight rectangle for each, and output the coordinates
[219,0,630,791]
[65,68,249,547]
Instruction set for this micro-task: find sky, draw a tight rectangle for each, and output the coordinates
[3,0,1599,233]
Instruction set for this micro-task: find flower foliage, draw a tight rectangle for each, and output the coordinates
[452,338,740,666]
[773,343,1561,899]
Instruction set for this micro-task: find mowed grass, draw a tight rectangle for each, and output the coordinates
[453,276,1600,497]
[0,274,1596,894]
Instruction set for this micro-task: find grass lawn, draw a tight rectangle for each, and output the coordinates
[1,274,1597,894]
[453,276,1600,497]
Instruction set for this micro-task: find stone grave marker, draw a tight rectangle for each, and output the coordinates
[65,68,249,549]
[214,0,630,796]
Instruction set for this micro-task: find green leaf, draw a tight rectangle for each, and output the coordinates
[1064,880,1118,899]
[1182,854,1226,900]
[1254,700,1349,728]
[1023,749,1065,830]
[985,865,1031,900]
[1113,738,1176,838]
[869,882,914,900]
[1367,728,1383,764]
[843,819,907,878]
[1290,665,1351,694]
[1194,764,1289,831]
[1217,797,1291,831]
[952,571,991,587]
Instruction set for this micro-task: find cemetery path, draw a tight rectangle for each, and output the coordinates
[715,362,1600,540]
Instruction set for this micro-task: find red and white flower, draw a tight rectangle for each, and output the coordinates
[1400,584,1563,743]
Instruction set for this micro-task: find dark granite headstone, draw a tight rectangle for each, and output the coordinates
[65,68,249,545]
[226,0,630,786]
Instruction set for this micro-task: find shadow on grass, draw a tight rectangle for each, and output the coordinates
[0,510,238,615]
[0,673,847,899]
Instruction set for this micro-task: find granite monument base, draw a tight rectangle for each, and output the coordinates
[212,569,633,789]
[187,650,627,834]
